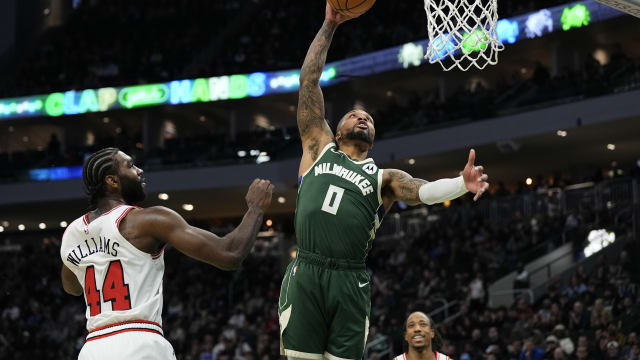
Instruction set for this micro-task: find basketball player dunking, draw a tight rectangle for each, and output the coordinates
[277,2,490,359]
[395,312,451,360]
[60,148,273,360]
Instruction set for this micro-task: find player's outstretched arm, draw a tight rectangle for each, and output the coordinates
[139,179,273,271]
[382,149,490,209]
[298,3,355,174]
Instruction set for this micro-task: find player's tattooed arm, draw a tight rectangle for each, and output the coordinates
[297,20,337,159]
[382,169,428,207]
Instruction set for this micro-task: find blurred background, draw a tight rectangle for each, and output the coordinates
[0,0,639,359]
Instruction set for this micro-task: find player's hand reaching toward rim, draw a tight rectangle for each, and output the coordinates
[245,178,274,211]
[325,2,358,25]
[462,149,490,201]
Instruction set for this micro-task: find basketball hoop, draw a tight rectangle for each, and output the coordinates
[424,0,504,71]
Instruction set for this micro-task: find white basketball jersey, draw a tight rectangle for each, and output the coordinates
[394,352,451,360]
[60,205,165,340]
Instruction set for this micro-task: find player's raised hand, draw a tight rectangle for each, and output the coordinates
[462,149,490,201]
[245,178,274,211]
[325,1,357,25]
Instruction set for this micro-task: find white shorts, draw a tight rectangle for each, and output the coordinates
[79,330,176,360]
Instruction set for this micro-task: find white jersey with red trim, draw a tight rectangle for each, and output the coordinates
[60,205,165,336]
[393,352,451,360]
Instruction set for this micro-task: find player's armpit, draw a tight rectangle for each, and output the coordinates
[61,264,83,296]
[382,169,428,207]
[137,206,244,271]
[298,136,332,177]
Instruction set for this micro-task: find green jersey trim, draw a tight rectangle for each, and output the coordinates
[333,148,374,164]
[377,169,383,206]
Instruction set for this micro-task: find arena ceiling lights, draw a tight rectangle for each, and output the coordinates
[0,0,627,121]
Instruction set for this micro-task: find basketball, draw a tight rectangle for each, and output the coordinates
[328,0,376,17]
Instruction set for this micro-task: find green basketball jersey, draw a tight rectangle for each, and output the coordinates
[295,142,385,262]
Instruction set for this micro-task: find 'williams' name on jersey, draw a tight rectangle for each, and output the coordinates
[65,236,120,266]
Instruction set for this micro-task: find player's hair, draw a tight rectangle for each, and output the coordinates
[403,312,444,354]
[335,111,353,133]
[82,147,120,208]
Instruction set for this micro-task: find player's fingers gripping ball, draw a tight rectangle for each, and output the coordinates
[328,0,376,17]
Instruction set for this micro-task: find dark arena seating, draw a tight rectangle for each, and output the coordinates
[1,179,639,359]
[1,0,640,359]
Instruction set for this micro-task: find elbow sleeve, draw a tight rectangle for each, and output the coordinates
[418,176,468,205]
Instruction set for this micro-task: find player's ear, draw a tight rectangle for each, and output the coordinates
[105,174,119,188]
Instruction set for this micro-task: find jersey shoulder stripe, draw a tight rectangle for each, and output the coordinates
[115,206,139,229]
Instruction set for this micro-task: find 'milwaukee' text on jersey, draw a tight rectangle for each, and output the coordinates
[313,162,374,196]
[65,236,120,266]
[295,143,384,262]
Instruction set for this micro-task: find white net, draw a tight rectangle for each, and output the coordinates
[424,0,504,71]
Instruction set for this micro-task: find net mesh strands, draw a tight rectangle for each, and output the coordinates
[424,0,504,71]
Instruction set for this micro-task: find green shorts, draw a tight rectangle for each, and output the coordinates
[278,249,371,360]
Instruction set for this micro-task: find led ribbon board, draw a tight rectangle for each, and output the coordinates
[29,166,83,181]
[0,0,626,121]
[0,69,338,120]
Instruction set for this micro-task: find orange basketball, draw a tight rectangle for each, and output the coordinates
[328,0,376,17]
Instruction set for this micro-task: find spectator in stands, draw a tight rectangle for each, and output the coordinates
[595,332,612,358]
[624,332,638,354]
[609,323,626,346]
[575,345,589,360]
[553,347,567,360]
[568,301,590,332]
[591,298,613,327]
[537,299,554,327]
[507,338,523,360]
[513,262,530,291]
[606,341,622,360]
[544,335,559,359]
[626,344,640,360]
[468,272,487,314]
[619,297,639,330]
[565,275,587,299]
[552,324,575,356]
[485,326,507,356]
[519,336,544,360]
[549,301,565,326]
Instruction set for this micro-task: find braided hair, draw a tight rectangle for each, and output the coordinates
[403,312,444,354]
[82,147,120,208]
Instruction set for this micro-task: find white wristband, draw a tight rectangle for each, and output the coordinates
[418,176,468,205]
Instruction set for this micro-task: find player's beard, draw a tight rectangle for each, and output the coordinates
[120,175,146,204]
[345,126,373,145]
